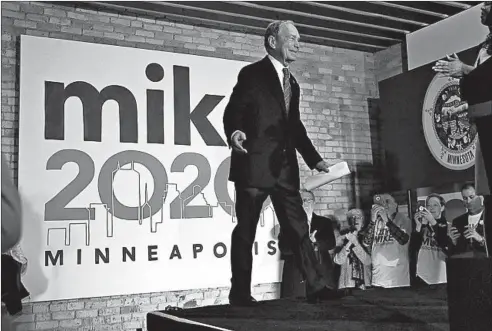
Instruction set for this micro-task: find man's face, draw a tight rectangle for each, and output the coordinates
[462,188,476,208]
[348,213,364,231]
[386,196,398,215]
[301,192,314,214]
[271,22,300,64]
[481,2,491,25]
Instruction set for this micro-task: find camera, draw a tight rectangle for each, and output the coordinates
[418,206,425,212]
[373,194,387,208]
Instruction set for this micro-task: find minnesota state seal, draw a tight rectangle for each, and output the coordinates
[422,74,477,171]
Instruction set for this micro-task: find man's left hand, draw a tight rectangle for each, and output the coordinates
[309,229,318,243]
[464,225,483,242]
[315,160,330,173]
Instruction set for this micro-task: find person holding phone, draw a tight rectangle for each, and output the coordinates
[362,194,411,288]
[412,194,448,286]
[448,184,487,257]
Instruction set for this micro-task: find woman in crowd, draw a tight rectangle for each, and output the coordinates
[333,209,371,294]
[412,194,449,286]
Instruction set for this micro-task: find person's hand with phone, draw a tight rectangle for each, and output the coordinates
[420,207,437,226]
[448,226,461,245]
[371,204,387,224]
[464,224,484,243]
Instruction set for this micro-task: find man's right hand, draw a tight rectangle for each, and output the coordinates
[231,131,248,154]
[448,226,460,245]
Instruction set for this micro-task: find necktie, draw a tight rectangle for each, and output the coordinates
[282,67,291,116]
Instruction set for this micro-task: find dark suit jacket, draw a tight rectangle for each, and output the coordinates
[448,212,487,257]
[460,56,492,106]
[223,56,322,189]
[460,55,492,195]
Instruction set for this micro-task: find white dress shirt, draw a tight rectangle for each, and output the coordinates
[267,54,289,92]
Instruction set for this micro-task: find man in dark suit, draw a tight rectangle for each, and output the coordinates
[223,20,335,306]
[448,184,487,257]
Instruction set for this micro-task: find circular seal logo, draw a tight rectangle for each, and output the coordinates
[422,74,477,171]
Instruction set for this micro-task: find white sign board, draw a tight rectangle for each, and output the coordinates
[407,4,487,70]
[18,35,281,302]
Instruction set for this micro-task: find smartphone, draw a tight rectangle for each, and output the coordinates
[373,194,387,208]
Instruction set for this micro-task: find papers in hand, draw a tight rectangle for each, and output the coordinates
[302,161,351,191]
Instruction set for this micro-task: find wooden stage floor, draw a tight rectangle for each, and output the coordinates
[147,286,450,331]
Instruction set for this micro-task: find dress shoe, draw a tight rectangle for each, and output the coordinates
[306,287,343,303]
[229,295,258,307]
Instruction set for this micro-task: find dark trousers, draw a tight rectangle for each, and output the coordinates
[230,159,328,298]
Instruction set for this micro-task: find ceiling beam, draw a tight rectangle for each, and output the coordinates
[306,1,436,25]
[152,1,397,47]
[78,1,385,53]
[319,1,447,21]
[249,1,420,33]
[389,1,471,16]
[172,1,406,40]
[437,1,474,9]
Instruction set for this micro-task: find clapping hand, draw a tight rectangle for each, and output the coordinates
[432,54,465,78]
[345,231,358,245]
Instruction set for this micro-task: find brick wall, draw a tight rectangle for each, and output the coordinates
[2,1,386,330]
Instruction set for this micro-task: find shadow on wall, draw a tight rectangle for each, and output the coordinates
[346,98,387,217]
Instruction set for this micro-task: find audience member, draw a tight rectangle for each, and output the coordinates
[412,194,448,285]
[333,209,371,294]
[448,184,488,257]
[363,194,411,288]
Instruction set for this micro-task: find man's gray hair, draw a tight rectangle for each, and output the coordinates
[264,20,295,51]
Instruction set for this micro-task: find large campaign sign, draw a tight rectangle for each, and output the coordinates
[18,36,281,302]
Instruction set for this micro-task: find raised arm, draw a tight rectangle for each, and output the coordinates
[386,214,410,245]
